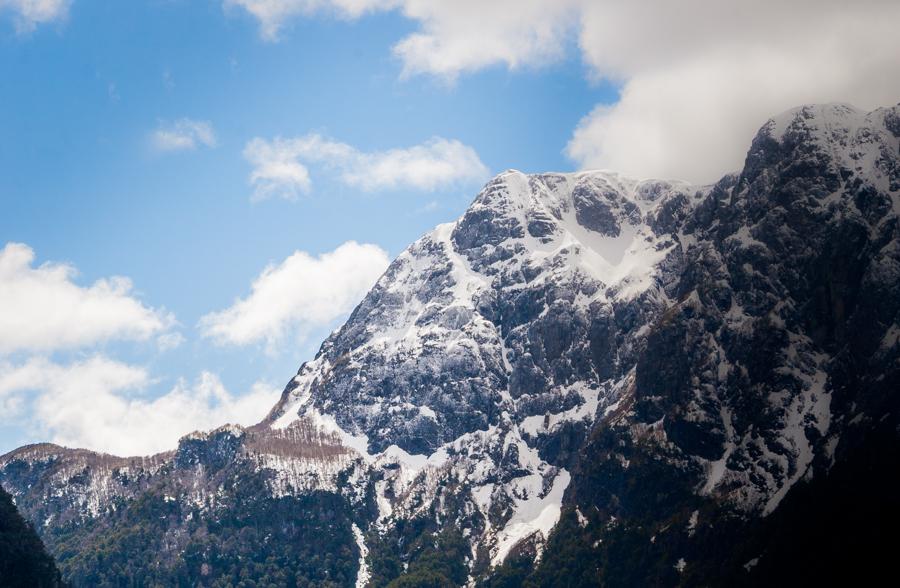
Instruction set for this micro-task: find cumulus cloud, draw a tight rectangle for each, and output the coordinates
[0,356,280,455]
[0,0,70,33]
[151,118,217,152]
[566,0,900,182]
[228,0,900,182]
[391,0,579,80]
[0,242,172,355]
[200,241,390,348]
[244,134,488,201]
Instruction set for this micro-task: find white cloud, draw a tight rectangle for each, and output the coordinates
[227,0,576,73]
[228,0,900,183]
[244,134,488,201]
[566,0,900,182]
[152,118,217,152]
[200,241,390,348]
[0,356,280,455]
[0,0,70,33]
[224,0,396,40]
[243,136,314,200]
[0,243,172,355]
[391,0,579,80]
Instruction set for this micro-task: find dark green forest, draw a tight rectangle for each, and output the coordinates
[0,485,64,588]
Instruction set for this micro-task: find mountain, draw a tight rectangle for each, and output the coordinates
[0,484,64,587]
[2,102,899,587]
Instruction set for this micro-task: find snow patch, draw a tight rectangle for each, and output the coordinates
[687,510,698,537]
[352,523,370,588]
[305,408,373,463]
[491,469,571,566]
[576,507,588,528]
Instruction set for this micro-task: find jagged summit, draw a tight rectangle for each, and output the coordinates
[764,102,897,141]
[756,102,900,197]
[267,168,700,455]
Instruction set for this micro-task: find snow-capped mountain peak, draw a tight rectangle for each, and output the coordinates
[3,103,899,586]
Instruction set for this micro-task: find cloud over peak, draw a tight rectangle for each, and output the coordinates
[566,0,900,182]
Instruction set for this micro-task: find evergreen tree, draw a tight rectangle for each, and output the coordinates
[0,485,64,588]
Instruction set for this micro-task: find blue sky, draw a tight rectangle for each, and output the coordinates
[0,0,614,454]
[1,0,896,455]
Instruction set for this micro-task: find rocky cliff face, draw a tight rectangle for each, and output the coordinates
[1,103,898,587]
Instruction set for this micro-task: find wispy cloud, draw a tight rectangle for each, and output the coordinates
[224,0,396,41]
[412,200,439,215]
[1,0,71,33]
[156,332,185,352]
[0,356,279,455]
[0,243,174,355]
[151,118,217,152]
[162,68,175,91]
[200,241,389,350]
[244,134,488,201]
[243,136,313,200]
